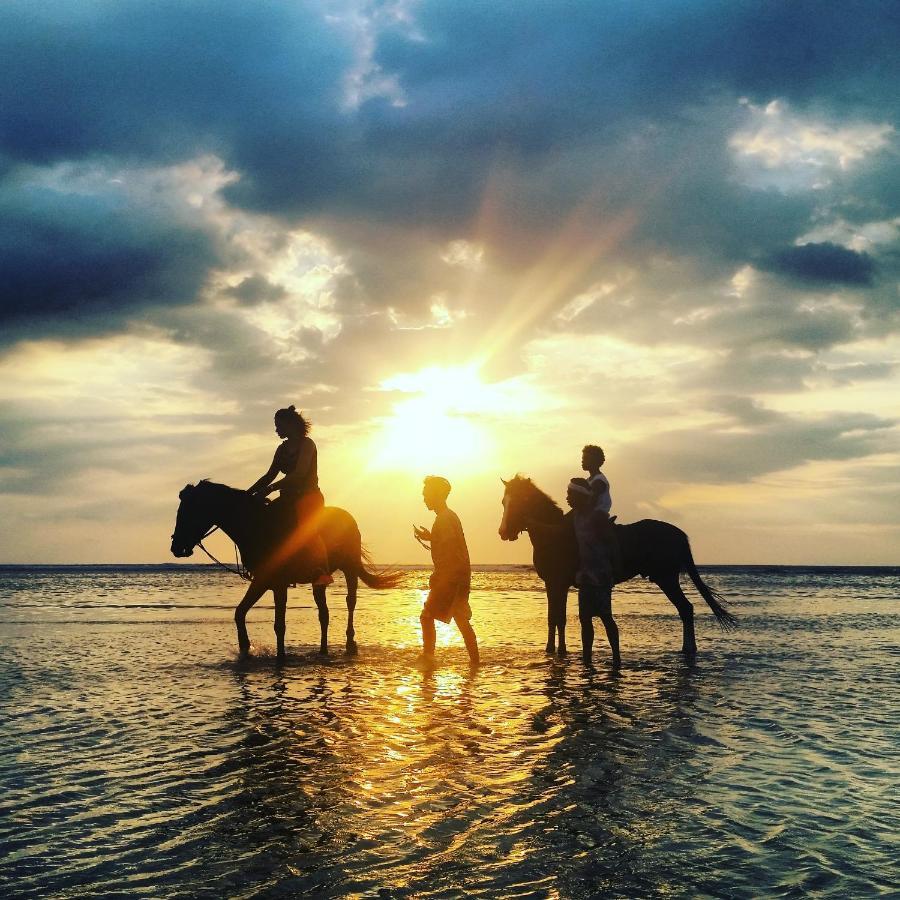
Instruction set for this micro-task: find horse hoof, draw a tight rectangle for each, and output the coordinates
[545,644,555,655]
[557,646,568,657]
[318,647,329,657]
[346,641,359,656]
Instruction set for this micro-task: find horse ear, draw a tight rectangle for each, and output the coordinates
[179,484,195,500]
[501,477,508,486]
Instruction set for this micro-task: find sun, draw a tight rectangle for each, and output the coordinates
[368,365,513,473]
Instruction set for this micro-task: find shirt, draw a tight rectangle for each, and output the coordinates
[429,507,471,592]
[588,471,612,515]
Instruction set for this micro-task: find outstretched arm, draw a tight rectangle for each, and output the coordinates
[248,452,280,495]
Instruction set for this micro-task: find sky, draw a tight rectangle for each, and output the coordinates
[1,0,898,565]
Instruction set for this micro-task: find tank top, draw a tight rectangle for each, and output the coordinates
[274,438,319,496]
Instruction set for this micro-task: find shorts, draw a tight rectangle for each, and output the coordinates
[423,578,471,624]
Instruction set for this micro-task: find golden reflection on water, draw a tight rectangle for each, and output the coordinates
[4,567,900,898]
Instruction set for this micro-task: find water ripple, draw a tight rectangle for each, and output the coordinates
[1,568,899,897]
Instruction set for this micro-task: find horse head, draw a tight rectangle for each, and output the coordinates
[499,474,564,541]
[170,481,218,558]
[499,475,531,541]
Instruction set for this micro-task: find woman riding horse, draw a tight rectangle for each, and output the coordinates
[248,405,332,587]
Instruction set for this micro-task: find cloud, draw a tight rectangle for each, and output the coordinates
[224,275,287,307]
[762,242,875,286]
[0,166,221,338]
[625,405,897,485]
[0,2,898,563]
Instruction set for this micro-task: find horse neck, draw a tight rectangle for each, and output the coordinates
[522,490,564,544]
[206,486,262,552]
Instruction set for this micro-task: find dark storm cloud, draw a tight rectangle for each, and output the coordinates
[0,177,219,336]
[0,1,352,168]
[0,0,897,347]
[762,243,875,286]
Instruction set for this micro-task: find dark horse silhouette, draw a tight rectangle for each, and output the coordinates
[498,475,736,659]
[171,481,401,659]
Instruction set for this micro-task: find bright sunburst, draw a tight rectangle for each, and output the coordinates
[368,364,533,473]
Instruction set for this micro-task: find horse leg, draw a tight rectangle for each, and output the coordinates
[550,584,569,656]
[345,570,359,656]
[234,578,268,658]
[657,574,697,657]
[544,586,556,654]
[313,584,329,655]
[273,586,287,662]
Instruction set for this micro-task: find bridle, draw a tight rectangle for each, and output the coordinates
[197,526,250,581]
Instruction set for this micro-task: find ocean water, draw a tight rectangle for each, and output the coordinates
[1,564,898,899]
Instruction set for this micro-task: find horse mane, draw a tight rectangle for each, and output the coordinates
[186,480,267,512]
[507,474,563,517]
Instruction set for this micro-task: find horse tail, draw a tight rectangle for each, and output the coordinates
[682,542,737,630]
[356,545,404,589]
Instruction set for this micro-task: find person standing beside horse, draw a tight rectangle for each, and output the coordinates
[581,443,623,581]
[248,405,333,587]
[413,476,479,666]
[568,477,621,669]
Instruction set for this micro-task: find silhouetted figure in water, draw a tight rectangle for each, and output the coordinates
[499,475,736,659]
[581,443,622,580]
[414,476,479,666]
[248,405,332,587]
[567,478,620,668]
[171,480,402,658]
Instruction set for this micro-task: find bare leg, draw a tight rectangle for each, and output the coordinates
[274,586,288,661]
[345,570,359,656]
[455,617,480,666]
[234,578,268,658]
[309,535,333,586]
[313,584,329,655]
[420,611,436,658]
[656,575,697,657]
[578,588,595,664]
[545,589,556,654]
[599,611,621,668]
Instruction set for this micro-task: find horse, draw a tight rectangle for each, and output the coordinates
[170,480,401,659]
[498,475,736,661]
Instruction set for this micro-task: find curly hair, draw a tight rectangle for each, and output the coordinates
[274,405,311,437]
[582,444,605,466]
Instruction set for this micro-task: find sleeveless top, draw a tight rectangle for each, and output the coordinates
[588,471,612,514]
[274,437,319,497]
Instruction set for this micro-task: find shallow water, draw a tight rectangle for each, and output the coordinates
[1,565,898,898]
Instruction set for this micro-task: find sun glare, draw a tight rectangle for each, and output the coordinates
[369,364,526,473]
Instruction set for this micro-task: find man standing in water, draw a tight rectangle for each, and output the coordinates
[413,476,480,666]
[567,477,621,669]
[581,443,622,581]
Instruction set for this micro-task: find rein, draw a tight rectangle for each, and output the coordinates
[197,526,251,581]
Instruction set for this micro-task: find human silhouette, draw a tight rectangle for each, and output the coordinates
[567,477,620,668]
[248,405,332,586]
[414,476,479,666]
[581,444,622,580]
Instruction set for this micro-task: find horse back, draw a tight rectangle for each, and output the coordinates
[614,518,689,578]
